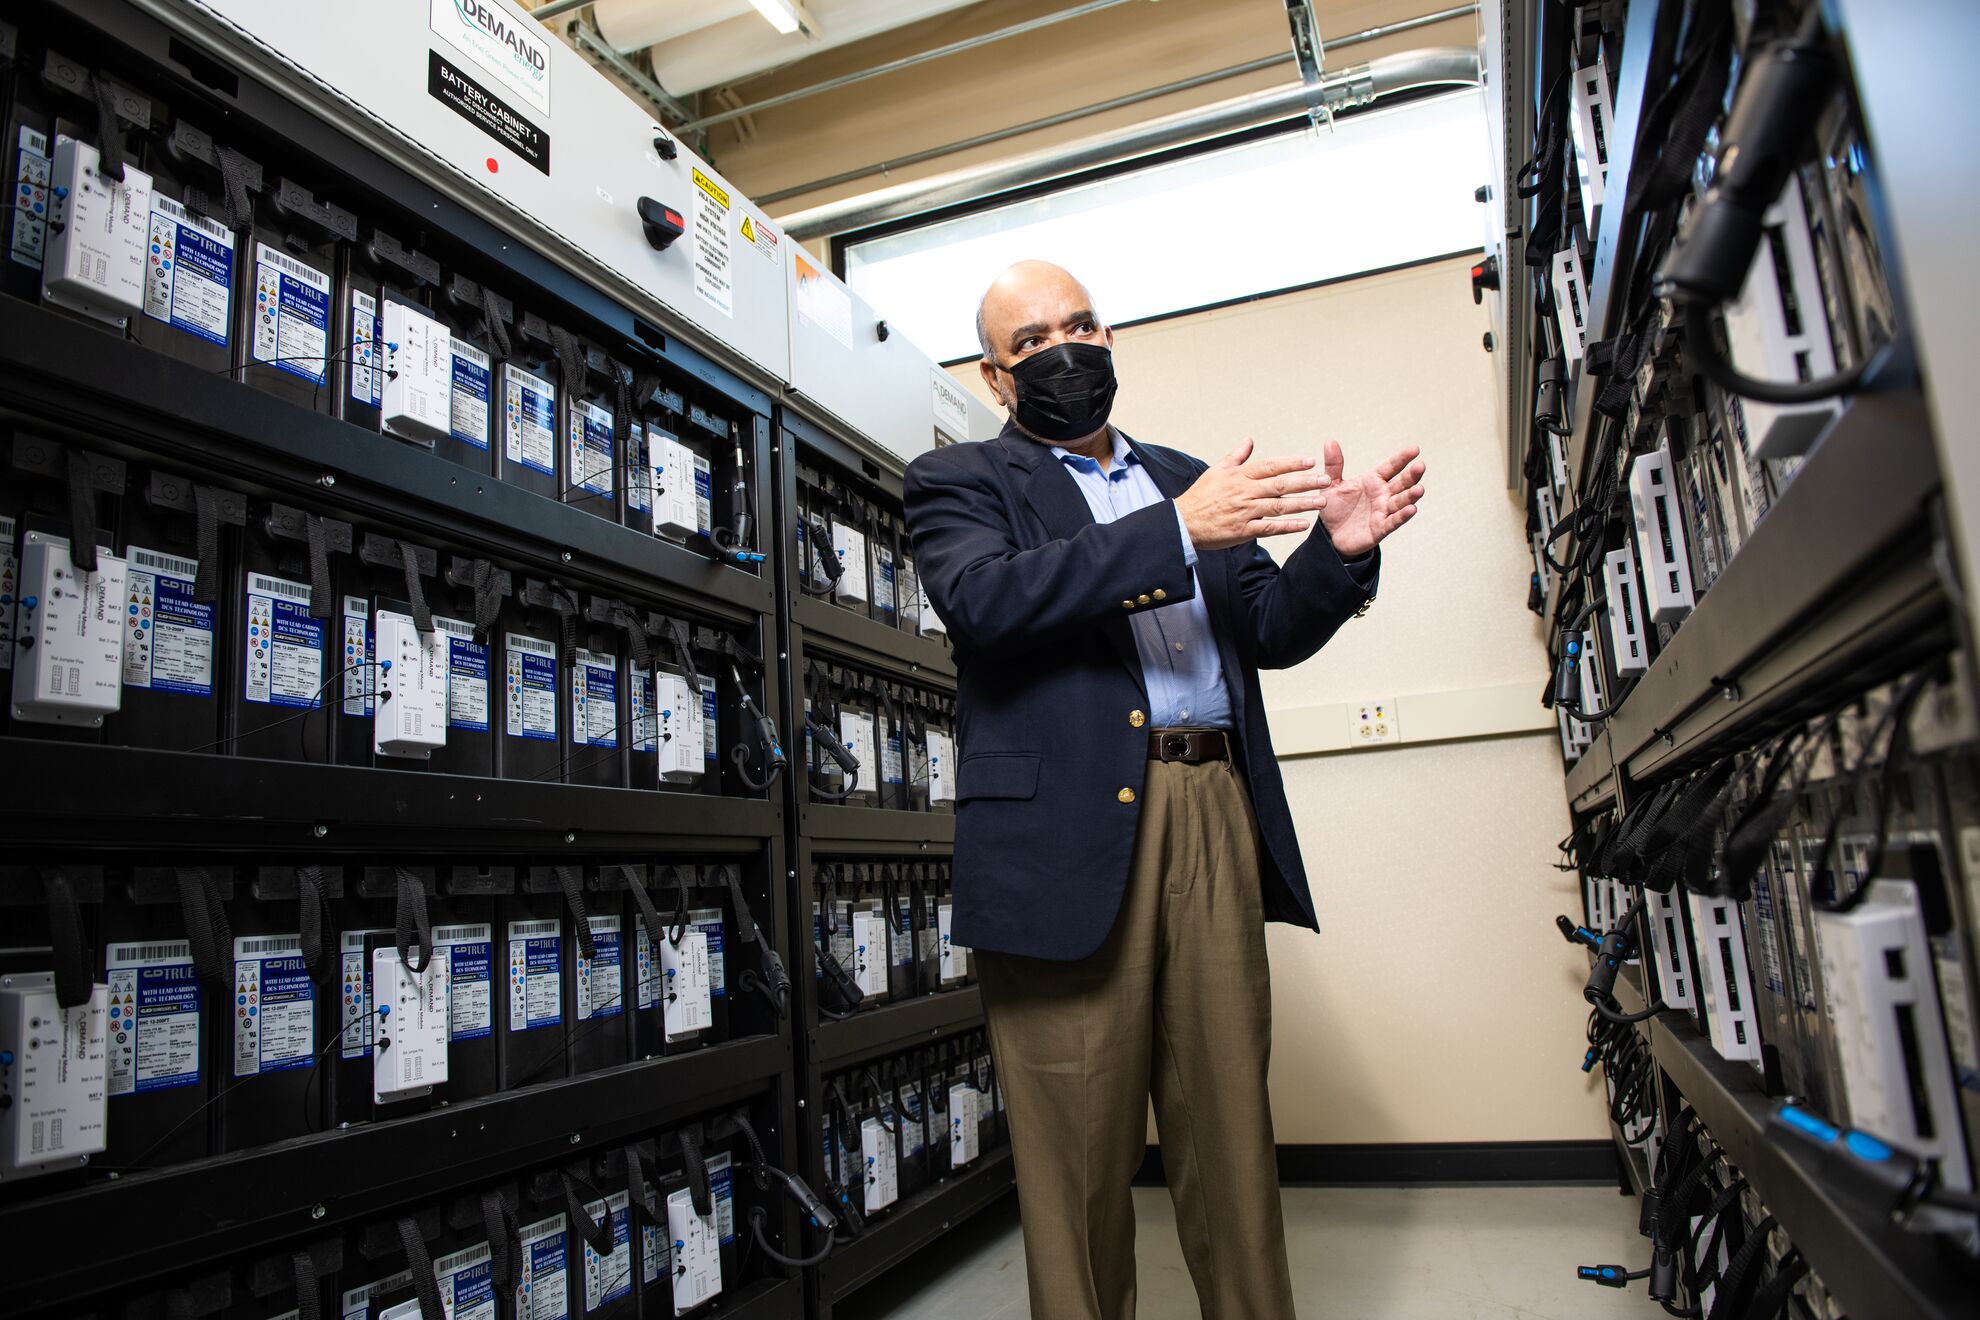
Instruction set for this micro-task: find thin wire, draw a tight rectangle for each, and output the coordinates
[182,659,382,754]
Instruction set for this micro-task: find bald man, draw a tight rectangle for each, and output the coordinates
[903,262,1425,1319]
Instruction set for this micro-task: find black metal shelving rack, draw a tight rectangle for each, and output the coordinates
[0,2,813,1316]
[1513,3,1977,1317]
[771,407,1014,1319]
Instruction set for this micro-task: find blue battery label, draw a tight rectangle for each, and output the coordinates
[432,1242,495,1320]
[575,916,623,1021]
[581,1190,631,1311]
[702,680,719,764]
[10,126,50,269]
[245,573,324,709]
[144,194,233,346]
[105,942,201,1095]
[123,545,214,697]
[568,399,614,498]
[436,923,493,1041]
[518,1214,570,1320]
[232,935,315,1077]
[627,424,651,516]
[691,906,727,999]
[506,633,557,741]
[508,920,563,1031]
[435,616,490,732]
[452,340,493,450]
[503,365,556,476]
[252,243,331,382]
[342,596,375,717]
[709,1152,736,1246]
[340,927,389,1060]
[630,669,657,754]
[575,649,618,749]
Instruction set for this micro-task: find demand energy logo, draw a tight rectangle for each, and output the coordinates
[431,0,552,116]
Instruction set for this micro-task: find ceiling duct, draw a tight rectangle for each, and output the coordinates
[777,45,1482,239]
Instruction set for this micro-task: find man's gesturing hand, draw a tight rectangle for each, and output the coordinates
[1174,438,1331,552]
[1315,440,1427,559]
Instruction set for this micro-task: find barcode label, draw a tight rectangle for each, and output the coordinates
[434,923,491,943]
[433,615,474,639]
[507,632,555,657]
[248,572,311,602]
[107,941,192,965]
[236,935,302,955]
[510,920,559,936]
[255,242,329,289]
[130,546,198,578]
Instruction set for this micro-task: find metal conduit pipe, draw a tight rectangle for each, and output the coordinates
[778,45,1480,240]
[753,4,1477,207]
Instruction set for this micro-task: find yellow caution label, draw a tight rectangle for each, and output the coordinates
[740,215,755,243]
[692,167,729,211]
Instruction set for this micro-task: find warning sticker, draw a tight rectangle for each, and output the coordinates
[794,253,852,350]
[124,545,215,697]
[740,212,780,263]
[106,941,201,1095]
[690,167,733,317]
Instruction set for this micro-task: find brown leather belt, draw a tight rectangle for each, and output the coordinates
[1147,729,1231,764]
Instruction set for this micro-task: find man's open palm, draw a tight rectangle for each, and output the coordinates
[1316,441,1426,559]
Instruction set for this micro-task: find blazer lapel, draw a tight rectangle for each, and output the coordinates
[1003,427,1146,694]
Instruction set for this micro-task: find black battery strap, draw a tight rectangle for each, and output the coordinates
[560,1171,614,1256]
[191,485,225,602]
[465,559,503,645]
[622,864,667,952]
[678,1125,712,1218]
[395,1216,446,1320]
[40,868,93,1009]
[395,867,434,974]
[296,864,333,987]
[175,866,235,989]
[66,446,99,573]
[547,326,586,402]
[481,287,513,364]
[480,1190,521,1320]
[555,864,596,959]
[90,73,129,183]
[290,1250,322,1320]
[304,514,335,619]
[397,541,434,634]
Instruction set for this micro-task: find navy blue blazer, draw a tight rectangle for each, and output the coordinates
[903,421,1379,961]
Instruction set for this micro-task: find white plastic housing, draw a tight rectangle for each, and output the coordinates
[44,137,151,324]
[1628,444,1697,622]
[374,609,449,758]
[380,301,455,445]
[1602,546,1650,677]
[1568,53,1615,209]
[653,668,704,783]
[12,533,128,727]
[650,430,701,541]
[371,945,450,1103]
[1815,881,1973,1190]
[1687,893,1762,1064]
[0,973,108,1179]
[833,525,870,605]
[1551,245,1589,363]
[1646,889,1696,1010]
[1724,174,1843,460]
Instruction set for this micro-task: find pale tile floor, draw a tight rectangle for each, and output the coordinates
[839,1185,1655,1320]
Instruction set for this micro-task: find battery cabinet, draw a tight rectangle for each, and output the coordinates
[432,272,513,475]
[229,503,350,764]
[564,345,621,524]
[134,119,263,374]
[99,865,226,1172]
[109,471,246,754]
[11,529,127,729]
[418,556,507,778]
[239,177,355,416]
[496,311,563,500]
[338,227,440,438]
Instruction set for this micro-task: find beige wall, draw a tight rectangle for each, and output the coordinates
[951,257,1610,1142]
[701,0,1477,215]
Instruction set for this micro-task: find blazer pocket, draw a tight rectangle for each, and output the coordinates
[956,753,1041,802]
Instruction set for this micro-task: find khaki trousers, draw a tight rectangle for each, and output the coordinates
[977,755,1295,1320]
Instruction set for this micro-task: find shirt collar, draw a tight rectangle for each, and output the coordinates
[1050,428,1136,478]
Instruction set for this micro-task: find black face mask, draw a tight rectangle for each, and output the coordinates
[1003,342,1118,443]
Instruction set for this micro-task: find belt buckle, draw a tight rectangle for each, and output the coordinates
[1161,732,1191,762]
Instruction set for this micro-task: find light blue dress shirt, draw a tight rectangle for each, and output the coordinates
[1051,430,1233,730]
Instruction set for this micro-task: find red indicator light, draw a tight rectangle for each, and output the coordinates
[486,157,500,173]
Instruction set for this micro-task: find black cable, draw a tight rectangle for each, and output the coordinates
[1680,311,1872,405]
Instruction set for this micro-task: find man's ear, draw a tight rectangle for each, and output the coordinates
[1102,324,1115,350]
[979,358,1007,409]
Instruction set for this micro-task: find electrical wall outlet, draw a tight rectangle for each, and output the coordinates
[1350,700,1397,745]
